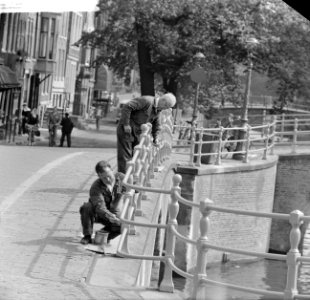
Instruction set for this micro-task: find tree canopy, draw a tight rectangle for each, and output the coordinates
[78,0,310,111]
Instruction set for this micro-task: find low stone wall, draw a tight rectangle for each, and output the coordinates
[269,154,310,254]
[174,156,278,271]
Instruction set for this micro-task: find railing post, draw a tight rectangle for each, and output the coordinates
[195,129,203,167]
[261,109,266,137]
[284,210,304,300]
[280,113,285,142]
[120,195,131,254]
[127,161,137,235]
[120,175,134,254]
[159,174,181,293]
[263,124,270,160]
[133,155,143,217]
[189,125,196,167]
[243,125,251,163]
[215,127,223,165]
[291,118,298,154]
[270,115,276,155]
[192,199,213,300]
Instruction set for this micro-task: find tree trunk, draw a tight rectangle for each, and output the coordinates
[137,40,155,96]
[163,76,178,96]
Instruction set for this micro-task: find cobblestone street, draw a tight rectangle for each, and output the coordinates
[0,146,123,300]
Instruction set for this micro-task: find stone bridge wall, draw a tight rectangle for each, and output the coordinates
[174,156,278,271]
[269,154,310,254]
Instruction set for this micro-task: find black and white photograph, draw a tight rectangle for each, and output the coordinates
[0,1,310,299]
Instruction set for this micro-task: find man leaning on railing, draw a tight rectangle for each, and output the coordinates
[116,93,176,173]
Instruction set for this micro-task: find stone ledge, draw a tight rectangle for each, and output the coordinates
[175,155,279,176]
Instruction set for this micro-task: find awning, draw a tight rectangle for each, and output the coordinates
[0,65,21,89]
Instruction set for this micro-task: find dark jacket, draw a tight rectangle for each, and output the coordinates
[60,116,74,133]
[119,96,161,140]
[88,173,125,223]
[27,114,39,126]
[22,109,31,120]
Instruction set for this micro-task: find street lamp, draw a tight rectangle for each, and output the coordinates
[190,52,206,125]
[233,37,259,161]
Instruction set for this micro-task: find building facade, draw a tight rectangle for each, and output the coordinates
[72,12,96,118]
[0,11,97,139]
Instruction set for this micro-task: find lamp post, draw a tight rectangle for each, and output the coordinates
[190,52,206,126]
[233,37,259,161]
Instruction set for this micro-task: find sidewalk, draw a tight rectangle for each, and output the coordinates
[0,144,187,300]
[1,117,117,148]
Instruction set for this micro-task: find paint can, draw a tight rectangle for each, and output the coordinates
[94,230,109,246]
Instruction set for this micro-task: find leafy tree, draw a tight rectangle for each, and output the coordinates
[78,0,310,114]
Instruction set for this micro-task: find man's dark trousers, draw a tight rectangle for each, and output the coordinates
[80,202,121,241]
[117,124,140,173]
[60,131,71,147]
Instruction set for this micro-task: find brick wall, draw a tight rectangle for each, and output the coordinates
[175,157,278,271]
[269,154,310,254]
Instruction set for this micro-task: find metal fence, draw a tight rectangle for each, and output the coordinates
[114,108,310,300]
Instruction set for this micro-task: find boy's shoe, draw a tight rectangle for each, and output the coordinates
[80,235,92,245]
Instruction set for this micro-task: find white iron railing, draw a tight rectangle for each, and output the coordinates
[115,109,310,300]
[173,112,310,165]
[173,116,277,165]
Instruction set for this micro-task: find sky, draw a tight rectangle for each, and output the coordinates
[0,0,99,12]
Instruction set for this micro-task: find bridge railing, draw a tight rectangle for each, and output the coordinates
[119,169,310,299]
[173,112,310,163]
[173,117,277,165]
[163,175,310,300]
[115,108,310,299]
[273,114,310,152]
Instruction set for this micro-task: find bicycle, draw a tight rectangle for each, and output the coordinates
[177,120,197,143]
[220,136,237,159]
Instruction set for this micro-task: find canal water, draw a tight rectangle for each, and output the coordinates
[174,258,310,299]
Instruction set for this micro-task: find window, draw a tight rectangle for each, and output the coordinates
[16,19,24,51]
[62,49,65,78]
[57,49,61,78]
[4,14,12,52]
[48,18,55,59]
[11,14,19,52]
[27,18,34,57]
[39,17,48,58]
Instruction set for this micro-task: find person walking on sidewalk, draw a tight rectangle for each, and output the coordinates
[95,107,102,131]
[117,93,176,173]
[48,107,60,147]
[59,113,74,147]
[25,108,40,143]
[79,161,125,245]
[21,102,31,134]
